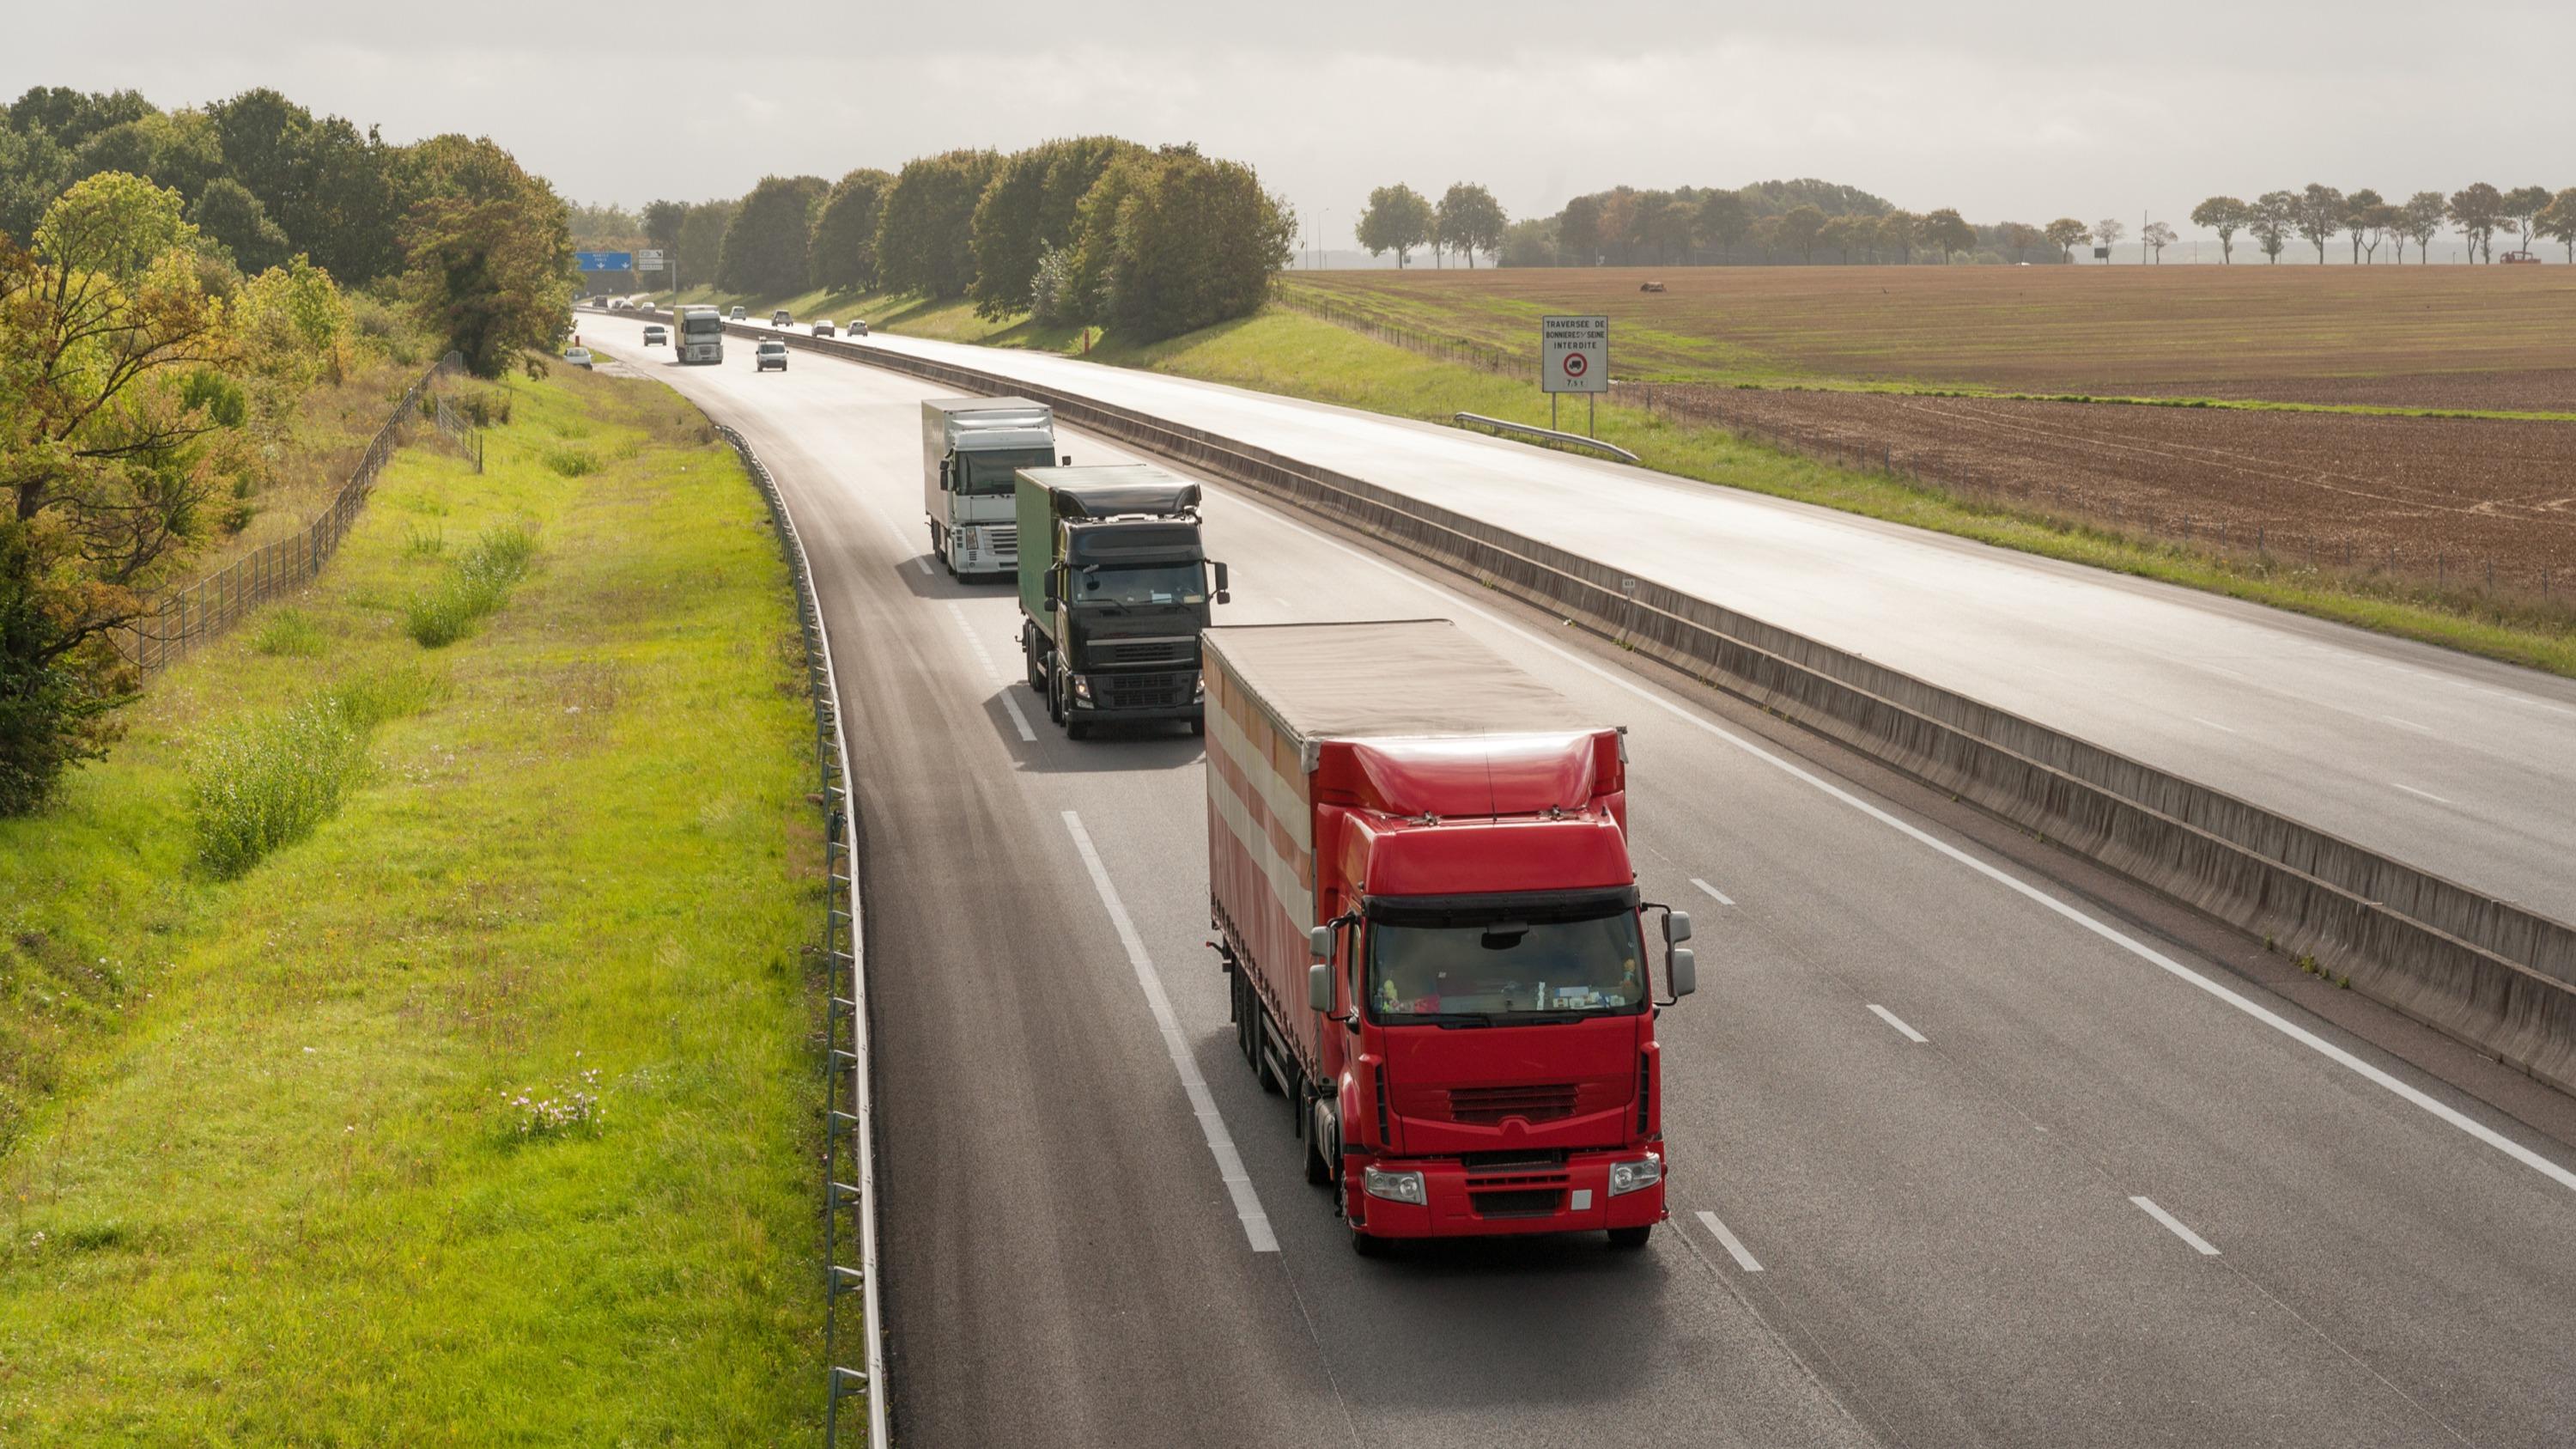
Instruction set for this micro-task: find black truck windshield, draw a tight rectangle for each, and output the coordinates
[1072,562,1205,606]
[960,447,1054,496]
[1369,904,1646,1023]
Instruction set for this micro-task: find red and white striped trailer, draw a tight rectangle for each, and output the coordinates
[1203,619,1696,1254]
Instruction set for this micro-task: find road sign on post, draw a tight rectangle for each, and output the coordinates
[637,249,665,271]
[1541,314,1607,435]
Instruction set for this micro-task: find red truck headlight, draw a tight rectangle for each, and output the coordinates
[1363,1166,1425,1204]
[1607,1153,1662,1197]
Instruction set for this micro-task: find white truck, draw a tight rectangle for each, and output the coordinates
[672,304,725,365]
[921,397,1064,578]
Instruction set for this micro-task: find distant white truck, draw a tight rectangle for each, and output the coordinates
[921,397,1065,578]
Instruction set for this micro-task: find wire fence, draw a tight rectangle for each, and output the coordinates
[123,351,475,678]
[1273,294,2573,621]
[712,423,886,1449]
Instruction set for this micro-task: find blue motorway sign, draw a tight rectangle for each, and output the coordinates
[575,251,636,272]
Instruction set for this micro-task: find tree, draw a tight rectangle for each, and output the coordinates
[2250,192,2297,262]
[875,150,995,297]
[2399,192,2445,264]
[2093,217,2126,260]
[1742,215,1783,264]
[1497,216,1558,267]
[1777,204,1826,263]
[2043,217,2089,262]
[1594,189,1641,265]
[2538,188,2576,263]
[2342,188,2384,263]
[206,89,401,284]
[1558,193,1603,265]
[2293,184,2344,263]
[1091,146,1292,341]
[809,168,893,293]
[717,174,827,296]
[2190,197,2249,262]
[1353,183,1432,268]
[1642,197,1695,264]
[970,137,1134,318]
[641,198,687,253]
[1432,183,1507,267]
[2501,185,2551,256]
[2142,221,2176,263]
[1923,208,1976,261]
[1999,222,2041,263]
[0,125,71,242]
[1694,190,1748,263]
[1815,215,1862,263]
[676,198,735,286]
[188,176,289,273]
[2446,182,2504,263]
[398,136,573,377]
[0,174,255,810]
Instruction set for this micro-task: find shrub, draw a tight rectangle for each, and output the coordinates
[188,697,367,878]
[404,522,537,648]
[250,609,327,658]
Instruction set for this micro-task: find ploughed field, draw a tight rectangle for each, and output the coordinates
[1285,267,2576,591]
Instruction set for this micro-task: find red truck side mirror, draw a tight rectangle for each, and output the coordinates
[1665,947,1698,1002]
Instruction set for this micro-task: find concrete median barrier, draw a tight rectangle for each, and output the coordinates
[675,309,2576,1096]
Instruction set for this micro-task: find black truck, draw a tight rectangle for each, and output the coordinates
[1015,465,1230,740]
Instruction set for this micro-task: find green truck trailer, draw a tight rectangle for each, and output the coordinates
[1015,465,1230,740]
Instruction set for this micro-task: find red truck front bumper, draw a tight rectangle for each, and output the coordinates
[1345,1148,1668,1239]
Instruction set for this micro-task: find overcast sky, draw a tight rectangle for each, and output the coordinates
[12,1,2570,240]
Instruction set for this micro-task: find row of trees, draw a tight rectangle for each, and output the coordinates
[3,87,579,814]
[625,137,1294,343]
[2186,185,2576,263]
[1347,174,2576,268]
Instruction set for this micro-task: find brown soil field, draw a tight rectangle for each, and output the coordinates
[1287,266,2576,409]
[1655,384,2576,586]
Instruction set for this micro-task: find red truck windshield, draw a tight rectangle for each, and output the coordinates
[1367,899,1646,1023]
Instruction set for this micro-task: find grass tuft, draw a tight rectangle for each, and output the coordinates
[186,695,368,879]
[404,521,538,647]
[250,608,327,658]
[544,443,602,478]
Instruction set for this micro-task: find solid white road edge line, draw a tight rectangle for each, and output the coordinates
[1695,1210,1765,1271]
[2189,715,2238,734]
[1063,810,1279,1252]
[1867,1004,1930,1044]
[2130,1196,2221,1256]
[945,602,1037,743]
[1691,877,1736,907]
[2392,782,2453,805]
[1236,493,2576,1196]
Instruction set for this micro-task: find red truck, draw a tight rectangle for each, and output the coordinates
[1205,619,1696,1255]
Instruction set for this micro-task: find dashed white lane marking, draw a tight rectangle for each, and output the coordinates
[1867,1004,1929,1044]
[2131,1196,2221,1256]
[2379,715,2433,734]
[1063,812,1278,1252]
[946,602,1036,742]
[1236,490,2576,1196]
[1695,1210,1765,1271]
[2189,715,2238,734]
[2392,782,2452,805]
[1690,877,1735,907]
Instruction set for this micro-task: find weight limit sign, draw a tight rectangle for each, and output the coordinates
[1540,314,1608,394]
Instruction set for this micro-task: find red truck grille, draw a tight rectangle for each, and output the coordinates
[1469,1187,1564,1219]
[1448,1083,1580,1124]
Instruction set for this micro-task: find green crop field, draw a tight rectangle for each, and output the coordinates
[0,368,829,1442]
[1284,265,2576,407]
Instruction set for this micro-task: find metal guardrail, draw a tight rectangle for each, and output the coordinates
[1452,411,1640,464]
[125,351,467,677]
[711,423,890,1449]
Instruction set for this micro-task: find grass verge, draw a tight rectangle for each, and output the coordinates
[1092,307,2576,677]
[0,363,827,1441]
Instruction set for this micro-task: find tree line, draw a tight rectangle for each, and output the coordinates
[629,137,1294,343]
[2187,185,2576,263]
[2,85,577,814]
[1350,174,2576,267]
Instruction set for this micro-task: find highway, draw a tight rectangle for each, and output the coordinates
[826,325,2576,927]
[576,313,2576,1448]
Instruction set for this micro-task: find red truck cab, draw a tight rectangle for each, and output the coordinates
[1205,620,1696,1255]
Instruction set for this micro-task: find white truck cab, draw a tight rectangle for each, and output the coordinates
[922,397,1062,579]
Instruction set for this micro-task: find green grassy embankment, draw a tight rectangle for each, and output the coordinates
[1097,308,2576,677]
[0,365,828,1441]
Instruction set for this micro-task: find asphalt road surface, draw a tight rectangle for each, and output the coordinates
[818,323,2576,927]
[576,315,2576,1449]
